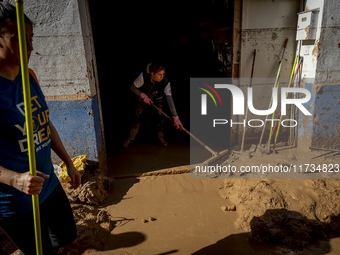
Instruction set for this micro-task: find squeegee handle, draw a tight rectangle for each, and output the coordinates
[15,1,36,176]
[15,1,43,255]
[284,38,289,48]
[309,147,340,153]
[151,103,217,156]
[181,126,217,156]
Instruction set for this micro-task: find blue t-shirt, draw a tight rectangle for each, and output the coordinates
[0,70,59,217]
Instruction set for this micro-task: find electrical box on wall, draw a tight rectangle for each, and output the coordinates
[296,8,320,40]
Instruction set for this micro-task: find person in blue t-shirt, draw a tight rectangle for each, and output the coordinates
[0,3,81,254]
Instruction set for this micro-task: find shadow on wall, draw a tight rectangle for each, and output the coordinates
[192,208,340,255]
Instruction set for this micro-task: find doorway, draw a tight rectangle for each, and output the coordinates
[87,0,234,176]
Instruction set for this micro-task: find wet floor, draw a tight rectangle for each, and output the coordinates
[107,140,192,177]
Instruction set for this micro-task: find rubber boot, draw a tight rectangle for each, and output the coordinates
[123,122,141,148]
[157,123,168,147]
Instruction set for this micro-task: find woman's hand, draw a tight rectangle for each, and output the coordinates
[66,163,82,189]
[13,171,49,195]
[173,116,183,130]
[140,93,153,105]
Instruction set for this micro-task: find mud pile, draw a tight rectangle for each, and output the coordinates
[58,206,116,254]
[0,230,17,255]
[219,178,340,247]
[58,169,115,254]
[250,208,327,248]
[61,169,112,205]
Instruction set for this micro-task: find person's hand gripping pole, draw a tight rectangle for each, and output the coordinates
[140,93,153,105]
[173,116,183,130]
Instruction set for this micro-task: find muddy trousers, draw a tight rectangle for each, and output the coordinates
[124,98,166,146]
[0,183,77,255]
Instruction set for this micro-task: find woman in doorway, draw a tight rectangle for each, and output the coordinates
[0,3,81,254]
[123,62,182,147]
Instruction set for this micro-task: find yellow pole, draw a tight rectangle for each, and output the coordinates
[274,55,300,145]
[15,1,43,254]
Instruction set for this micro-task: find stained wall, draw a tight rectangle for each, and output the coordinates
[14,0,106,168]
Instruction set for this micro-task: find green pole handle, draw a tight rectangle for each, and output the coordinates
[15,1,43,254]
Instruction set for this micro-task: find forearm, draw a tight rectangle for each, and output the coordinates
[130,83,142,97]
[50,121,73,166]
[0,165,48,194]
[0,166,19,187]
[50,121,82,189]
[166,95,178,117]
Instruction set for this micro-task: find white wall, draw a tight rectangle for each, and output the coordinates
[241,0,299,80]
[299,0,324,81]
[233,0,300,145]
[315,0,340,84]
[14,0,96,98]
